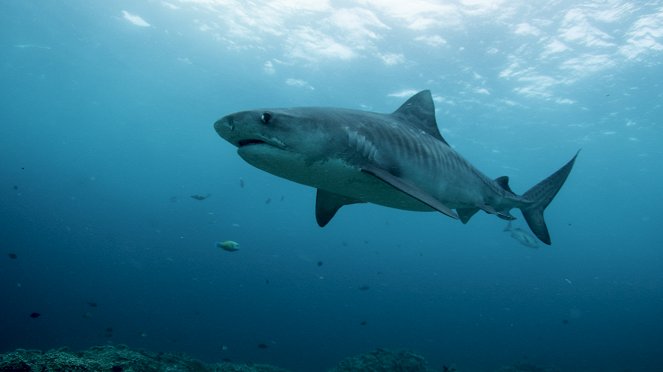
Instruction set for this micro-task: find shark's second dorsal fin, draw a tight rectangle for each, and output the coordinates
[494,176,514,194]
[392,90,448,145]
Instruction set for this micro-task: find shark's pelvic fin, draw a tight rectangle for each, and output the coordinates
[457,207,479,224]
[360,165,459,219]
[391,90,449,145]
[315,189,364,227]
[520,151,580,245]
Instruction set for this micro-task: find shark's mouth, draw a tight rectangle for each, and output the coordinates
[238,139,267,147]
[237,137,287,149]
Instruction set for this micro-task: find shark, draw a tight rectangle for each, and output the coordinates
[214,90,577,245]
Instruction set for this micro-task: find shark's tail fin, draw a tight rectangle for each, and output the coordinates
[520,151,579,245]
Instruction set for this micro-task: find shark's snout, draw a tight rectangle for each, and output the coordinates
[214,115,242,147]
[214,114,270,149]
[214,116,232,135]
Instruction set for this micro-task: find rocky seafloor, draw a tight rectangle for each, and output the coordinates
[0,344,559,372]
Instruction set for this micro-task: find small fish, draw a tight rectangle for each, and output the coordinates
[216,240,240,252]
[257,343,269,349]
[86,301,98,308]
[190,193,211,201]
[29,312,41,318]
[317,261,323,267]
[8,253,18,259]
[360,320,367,326]
[265,197,271,204]
[239,178,245,188]
[358,285,370,291]
[504,222,539,248]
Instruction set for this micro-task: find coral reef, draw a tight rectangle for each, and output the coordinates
[0,344,563,372]
[0,344,289,372]
[329,348,435,372]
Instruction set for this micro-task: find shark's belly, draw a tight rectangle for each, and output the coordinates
[239,146,435,211]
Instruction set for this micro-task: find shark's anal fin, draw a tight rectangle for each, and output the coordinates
[315,189,364,227]
[361,166,459,220]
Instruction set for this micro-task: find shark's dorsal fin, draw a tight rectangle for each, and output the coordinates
[392,90,448,145]
[315,189,364,227]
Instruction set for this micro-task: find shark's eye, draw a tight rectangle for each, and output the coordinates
[260,112,272,125]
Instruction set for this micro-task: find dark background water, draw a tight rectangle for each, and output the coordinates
[2,1,662,371]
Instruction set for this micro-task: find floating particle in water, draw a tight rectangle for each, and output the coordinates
[317,261,323,267]
[29,312,40,318]
[265,197,271,204]
[190,193,211,201]
[8,253,17,259]
[360,320,367,326]
[562,319,569,325]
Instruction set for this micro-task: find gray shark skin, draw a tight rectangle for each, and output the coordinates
[214,90,578,245]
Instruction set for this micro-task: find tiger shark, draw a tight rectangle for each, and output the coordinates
[214,90,577,245]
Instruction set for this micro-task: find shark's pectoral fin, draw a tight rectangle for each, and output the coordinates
[360,166,459,220]
[315,189,364,227]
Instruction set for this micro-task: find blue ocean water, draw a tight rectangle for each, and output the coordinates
[1,1,662,371]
